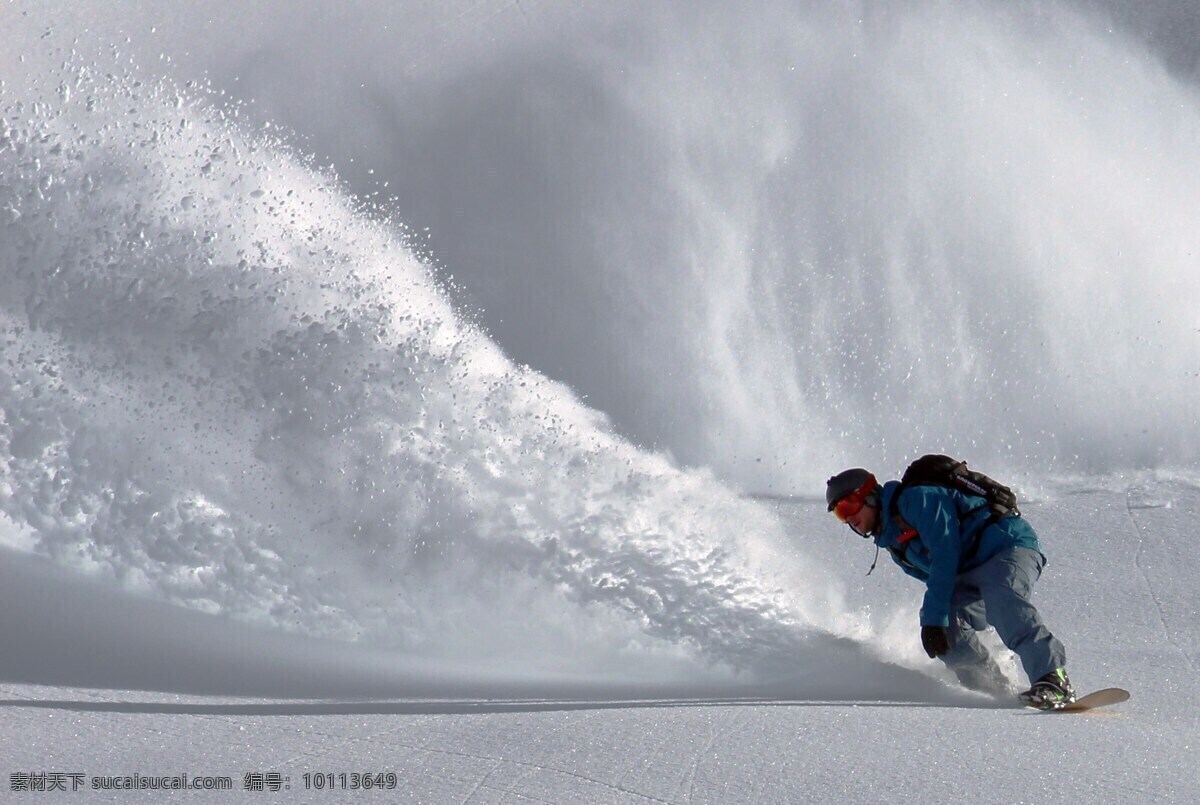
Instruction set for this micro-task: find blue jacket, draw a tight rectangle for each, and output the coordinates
[875,480,1043,628]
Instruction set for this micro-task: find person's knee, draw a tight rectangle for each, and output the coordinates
[943,629,990,666]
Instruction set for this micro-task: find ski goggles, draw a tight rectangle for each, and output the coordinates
[831,490,867,523]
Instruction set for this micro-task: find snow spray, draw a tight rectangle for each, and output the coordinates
[2,0,1198,683]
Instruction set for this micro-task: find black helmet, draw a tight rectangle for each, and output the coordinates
[826,468,877,511]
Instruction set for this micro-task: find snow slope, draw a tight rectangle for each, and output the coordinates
[3,1,1199,802]
[1,479,1197,802]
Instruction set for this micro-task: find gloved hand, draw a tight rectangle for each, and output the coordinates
[921,625,951,658]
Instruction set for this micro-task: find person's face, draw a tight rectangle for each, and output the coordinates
[844,499,878,536]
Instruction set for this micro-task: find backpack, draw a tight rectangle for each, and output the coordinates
[887,454,1020,564]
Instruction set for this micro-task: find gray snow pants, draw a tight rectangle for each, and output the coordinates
[942,545,1068,685]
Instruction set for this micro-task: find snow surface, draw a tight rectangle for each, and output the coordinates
[2,481,1197,802]
[3,1,1200,802]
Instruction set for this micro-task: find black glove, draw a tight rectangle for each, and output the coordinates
[921,625,950,658]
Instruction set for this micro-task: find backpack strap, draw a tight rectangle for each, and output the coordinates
[890,487,997,566]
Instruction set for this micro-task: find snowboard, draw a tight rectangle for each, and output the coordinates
[1025,687,1130,713]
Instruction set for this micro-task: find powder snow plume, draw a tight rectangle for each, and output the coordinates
[0,61,853,682]
[182,0,1200,492]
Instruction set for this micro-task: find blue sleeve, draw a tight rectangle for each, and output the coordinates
[898,487,962,628]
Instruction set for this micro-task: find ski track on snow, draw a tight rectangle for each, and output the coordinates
[1124,486,1197,674]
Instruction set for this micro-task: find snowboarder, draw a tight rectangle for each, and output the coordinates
[826,466,1074,708]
